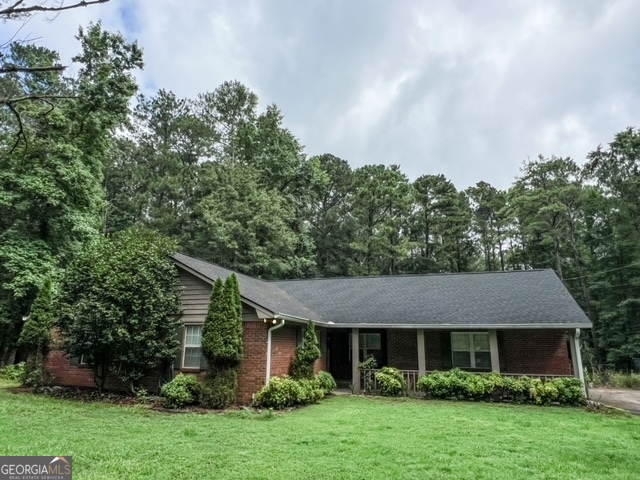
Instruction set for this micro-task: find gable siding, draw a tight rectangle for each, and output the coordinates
[179,270,212,323]
[178,269,261,323]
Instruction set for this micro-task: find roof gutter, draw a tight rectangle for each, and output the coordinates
[273,312,334,325]
[265,319,286,385]
[271,311,590,330]
[303,321,592,330]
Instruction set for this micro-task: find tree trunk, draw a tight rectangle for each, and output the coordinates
[555,238,563,280]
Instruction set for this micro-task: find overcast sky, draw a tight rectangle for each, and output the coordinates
[4,0,639,189]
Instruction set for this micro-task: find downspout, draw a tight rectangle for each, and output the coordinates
[574,328,587,396]
[265,319,286,385]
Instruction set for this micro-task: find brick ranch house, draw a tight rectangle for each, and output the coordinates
[47,253,592,404]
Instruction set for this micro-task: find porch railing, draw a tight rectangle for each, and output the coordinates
[360,369,420,394]
[359,369,574,395]
[499,373,573,382]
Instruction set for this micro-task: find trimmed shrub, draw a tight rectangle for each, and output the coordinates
[202,276,244,366]
[417,368,470,399]
[201,368,238,409]
[530,379,559,405]
[201,274,244,408]
[375,367,405,397]
[417,370,585,406]
[255,376,304,409]
[553,377,586,406]
[255,373,336,409]
[161,374,202,409]
[291,323,321,380]
[503,376,533,404]
[464,373,494,401]
[297,379,325,404]
[315,371,337,395]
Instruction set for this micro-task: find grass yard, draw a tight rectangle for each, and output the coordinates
[1,382,639,479]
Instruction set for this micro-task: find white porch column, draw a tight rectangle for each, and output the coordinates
[351,328,360,394]
[417,329,426,377]
[489,329,500,373]
[569,329,586,393]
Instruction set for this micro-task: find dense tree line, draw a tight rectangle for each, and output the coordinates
[0,19,638,371]
[103,82,640,369]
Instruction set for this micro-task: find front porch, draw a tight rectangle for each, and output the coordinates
[326,327,584,394]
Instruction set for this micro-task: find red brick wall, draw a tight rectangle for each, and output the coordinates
[269,325,297,377]
[382,329,572,376]
[46,349,95,388]
[425,331,446,371]
[387,329,419,370]
[46,348,163,393]
[45,321,329,406]
[500,329,572,375]
[236,322,268,405]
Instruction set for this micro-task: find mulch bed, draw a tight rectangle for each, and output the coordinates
[7,385,262,414]
[10,385,143,406]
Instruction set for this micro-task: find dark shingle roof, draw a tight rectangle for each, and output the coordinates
[272,270,591,328]
[173,253,591,328]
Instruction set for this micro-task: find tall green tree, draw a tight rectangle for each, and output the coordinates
[507,156,584,278]
[0,24,142,364]
[308,154,355,276]
[185,163,312,278]
[406,174,472,273]
[110,89,211,236]
[196,80,258,164]
[584,128,640,366]
[57,229,182,392]
[350,164,412,276]
[466,181,508,271]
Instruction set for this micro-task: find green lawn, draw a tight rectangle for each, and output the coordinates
[1,382,639,479]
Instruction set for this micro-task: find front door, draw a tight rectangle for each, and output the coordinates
[327,330,351,381]
[327,329,388,381]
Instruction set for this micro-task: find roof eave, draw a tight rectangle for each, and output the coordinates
[312,322,592,330]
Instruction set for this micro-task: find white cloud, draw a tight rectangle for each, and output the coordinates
[1,0,638,190]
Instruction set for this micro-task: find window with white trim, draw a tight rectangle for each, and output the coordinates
[183,325,203,368]
[451,332,491,369]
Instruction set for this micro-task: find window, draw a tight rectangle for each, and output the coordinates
[451,332,491,369]
[183,325,203,369]
[349,333,382,364]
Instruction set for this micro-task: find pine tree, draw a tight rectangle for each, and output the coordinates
[201,274,244,408]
